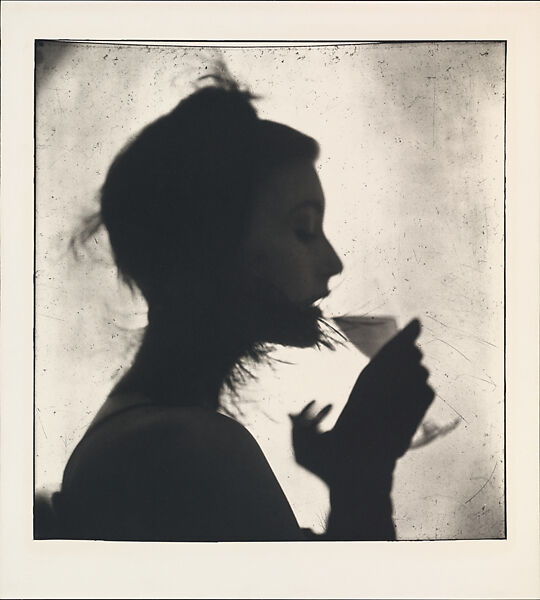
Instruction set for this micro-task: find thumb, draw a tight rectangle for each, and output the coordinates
[400,318,421,339]
[389,318,421,347]
[373,318,421,361]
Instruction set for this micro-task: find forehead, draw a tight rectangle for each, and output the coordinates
[252,160,325,219]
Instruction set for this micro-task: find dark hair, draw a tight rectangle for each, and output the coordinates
[73,76,337,405]
[100,77,319,305]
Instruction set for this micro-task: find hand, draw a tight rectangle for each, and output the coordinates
[334,318,434,461]
[289,401,334,482]
[290,319,435,484]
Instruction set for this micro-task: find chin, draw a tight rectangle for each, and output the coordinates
[231,272,328,349]
[258,303,325,348]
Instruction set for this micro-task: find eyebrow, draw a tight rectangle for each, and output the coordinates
[290,200,324,215]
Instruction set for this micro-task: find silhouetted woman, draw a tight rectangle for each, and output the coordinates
[42,77,433,541]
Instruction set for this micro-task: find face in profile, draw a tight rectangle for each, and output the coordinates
[241,159,343,346]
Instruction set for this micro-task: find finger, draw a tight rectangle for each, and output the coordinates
[402,363,430,382]
[310,404,333,426]
[418,365,430,382]
[391,376,434,418]
[289,400,316,423]
[406,384,435,421]
[379,358,429,390]
[424,383,435,405]
[392,344,423,368]
[299,400,316,418]
[412,345,423,362]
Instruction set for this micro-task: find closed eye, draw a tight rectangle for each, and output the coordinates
[295,229,319,243]
[292,206,323,243]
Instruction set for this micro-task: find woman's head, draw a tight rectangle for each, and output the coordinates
[99,77,341,349]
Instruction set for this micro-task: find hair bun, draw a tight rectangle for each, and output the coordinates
[170,75,259,134]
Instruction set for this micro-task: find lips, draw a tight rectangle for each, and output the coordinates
[303,291,329,308]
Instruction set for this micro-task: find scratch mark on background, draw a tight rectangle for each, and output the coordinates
[465,463,498,504]
[460,263,484,274]
[259,409,280,424]
[37,313,66,322]
[424,314,497,348]
[36,409,48,439]
[458,374,497,390]
[436,393,469,424]
[426,75,437,147]
[425,336,472,362]
[425,313,449,328]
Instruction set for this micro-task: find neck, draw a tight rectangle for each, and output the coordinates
[112,301,259,409]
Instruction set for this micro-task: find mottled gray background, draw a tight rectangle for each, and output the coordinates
[35,41,505,539]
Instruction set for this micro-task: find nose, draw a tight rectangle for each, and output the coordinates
[322,236,344,279]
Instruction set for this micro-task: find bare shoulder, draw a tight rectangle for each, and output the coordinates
[118,405,300,538]
[84,403,268,474]
[88,398,249,443]
[140,407,272,474]
[114,404,258,451]
[65,403,302,540]
[149,405,251,435]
